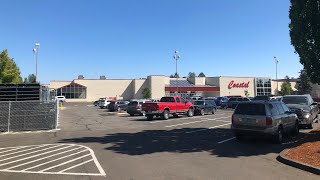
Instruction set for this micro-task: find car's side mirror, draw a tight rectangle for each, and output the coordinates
[312,102,318,106]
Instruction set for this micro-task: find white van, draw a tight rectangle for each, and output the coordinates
[55,96,66,102]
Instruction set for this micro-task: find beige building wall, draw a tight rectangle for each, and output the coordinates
[202,92,220,97]
[73,79,133,101]
[164,76,170,85]
[149,75,166,99]
[219,77,255,97]
[194,77,206,85]
[132,79,149,99]
[271,81,298,95]
[187,77,206,86]
[49,81,71,89]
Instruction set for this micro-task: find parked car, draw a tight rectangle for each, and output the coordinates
[108,100,129,112]
[142,96,194,120]
[220,98,228,109]
[127,99,152,116]
[190,96,202,101]
[270,96,282,101]
[215,97,228,106]
[252,96,271,101]
[227,97,250,109]
[55,96,66,103]
[93,100,99,106]
[312,97,320,109]
[193,100,217,115]
[281,95,319,129]
[99,98,112,109]
[231,101,299,143]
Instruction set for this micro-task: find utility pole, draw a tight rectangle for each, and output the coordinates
[33,43,40,82]
[173,51,180,96]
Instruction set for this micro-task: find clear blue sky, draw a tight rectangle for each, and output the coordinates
[0,0,302,84]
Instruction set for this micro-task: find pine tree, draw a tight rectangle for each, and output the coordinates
[0,49,22,83]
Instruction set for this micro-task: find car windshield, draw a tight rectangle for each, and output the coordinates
[282,97,308,105]
[160,97,175,102]
[128,101,138,106]
[193,101,204,105]
[234,103,266,115]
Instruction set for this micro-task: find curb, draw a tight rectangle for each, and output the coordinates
[277,149,320,175]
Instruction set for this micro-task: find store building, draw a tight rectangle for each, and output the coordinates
[50,75,297,102]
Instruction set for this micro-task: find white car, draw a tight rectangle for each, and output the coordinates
[55,96,66,102]
[98,99,112,109]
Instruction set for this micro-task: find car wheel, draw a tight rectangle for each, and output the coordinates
[117,107,121,112]
[274,127,283,144]
[307,122,313,129]
[200,109,205,116]
[162,110,169,120]
[147,115,153,120]
[292,121,299,136]
[187,108,194,117]
[212,108,216,114]
[129,113,134,116]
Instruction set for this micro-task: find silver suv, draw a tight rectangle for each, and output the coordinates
[231,101,299,143]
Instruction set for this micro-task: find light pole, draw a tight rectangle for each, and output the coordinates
[173,51,180,96]
[274,56,279,95]
[33,43,40,82]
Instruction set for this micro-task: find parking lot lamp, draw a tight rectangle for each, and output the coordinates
[33,43,40,82]
[274,56,279,95]
[173,51,180,96]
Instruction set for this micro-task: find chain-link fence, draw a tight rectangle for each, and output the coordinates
[0,101,59,132]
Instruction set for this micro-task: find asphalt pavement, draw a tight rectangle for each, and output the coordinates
[0,102,319,180]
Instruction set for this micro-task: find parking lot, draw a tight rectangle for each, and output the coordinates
[0,102,319,180]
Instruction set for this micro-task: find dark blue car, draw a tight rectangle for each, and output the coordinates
[215,97,228,106]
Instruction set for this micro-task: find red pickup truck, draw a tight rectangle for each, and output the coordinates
[142,96,194,120]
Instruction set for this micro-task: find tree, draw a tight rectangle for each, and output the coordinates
[142,88,151,99]
[198,72,206,77]
[24,74,36,83]
[279,76,293,95]
[289,0,320,83]
[244,89,250,97]
[297,69,312,94]
[188,72,196,78]
[0,49,22,83]
[169,73,180,78]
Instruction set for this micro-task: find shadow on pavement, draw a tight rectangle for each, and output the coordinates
[59,128,311,158]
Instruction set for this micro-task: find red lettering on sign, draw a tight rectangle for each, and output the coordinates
[228,81,250,89]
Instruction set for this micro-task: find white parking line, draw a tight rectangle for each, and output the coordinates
[40,154,91,172]
[21,148,87,171]
[150,116,200,124]
[0,143,54,151]
[58,159,94,173]
[165,116,231,128]
[0,129,60,135]
[0,144,52,158]
[0,145,72,167]
[0,144,106,176]
[0,144,65,163]
[217,137,236,144]
[185,123,231,134]
[5,147,84,170]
